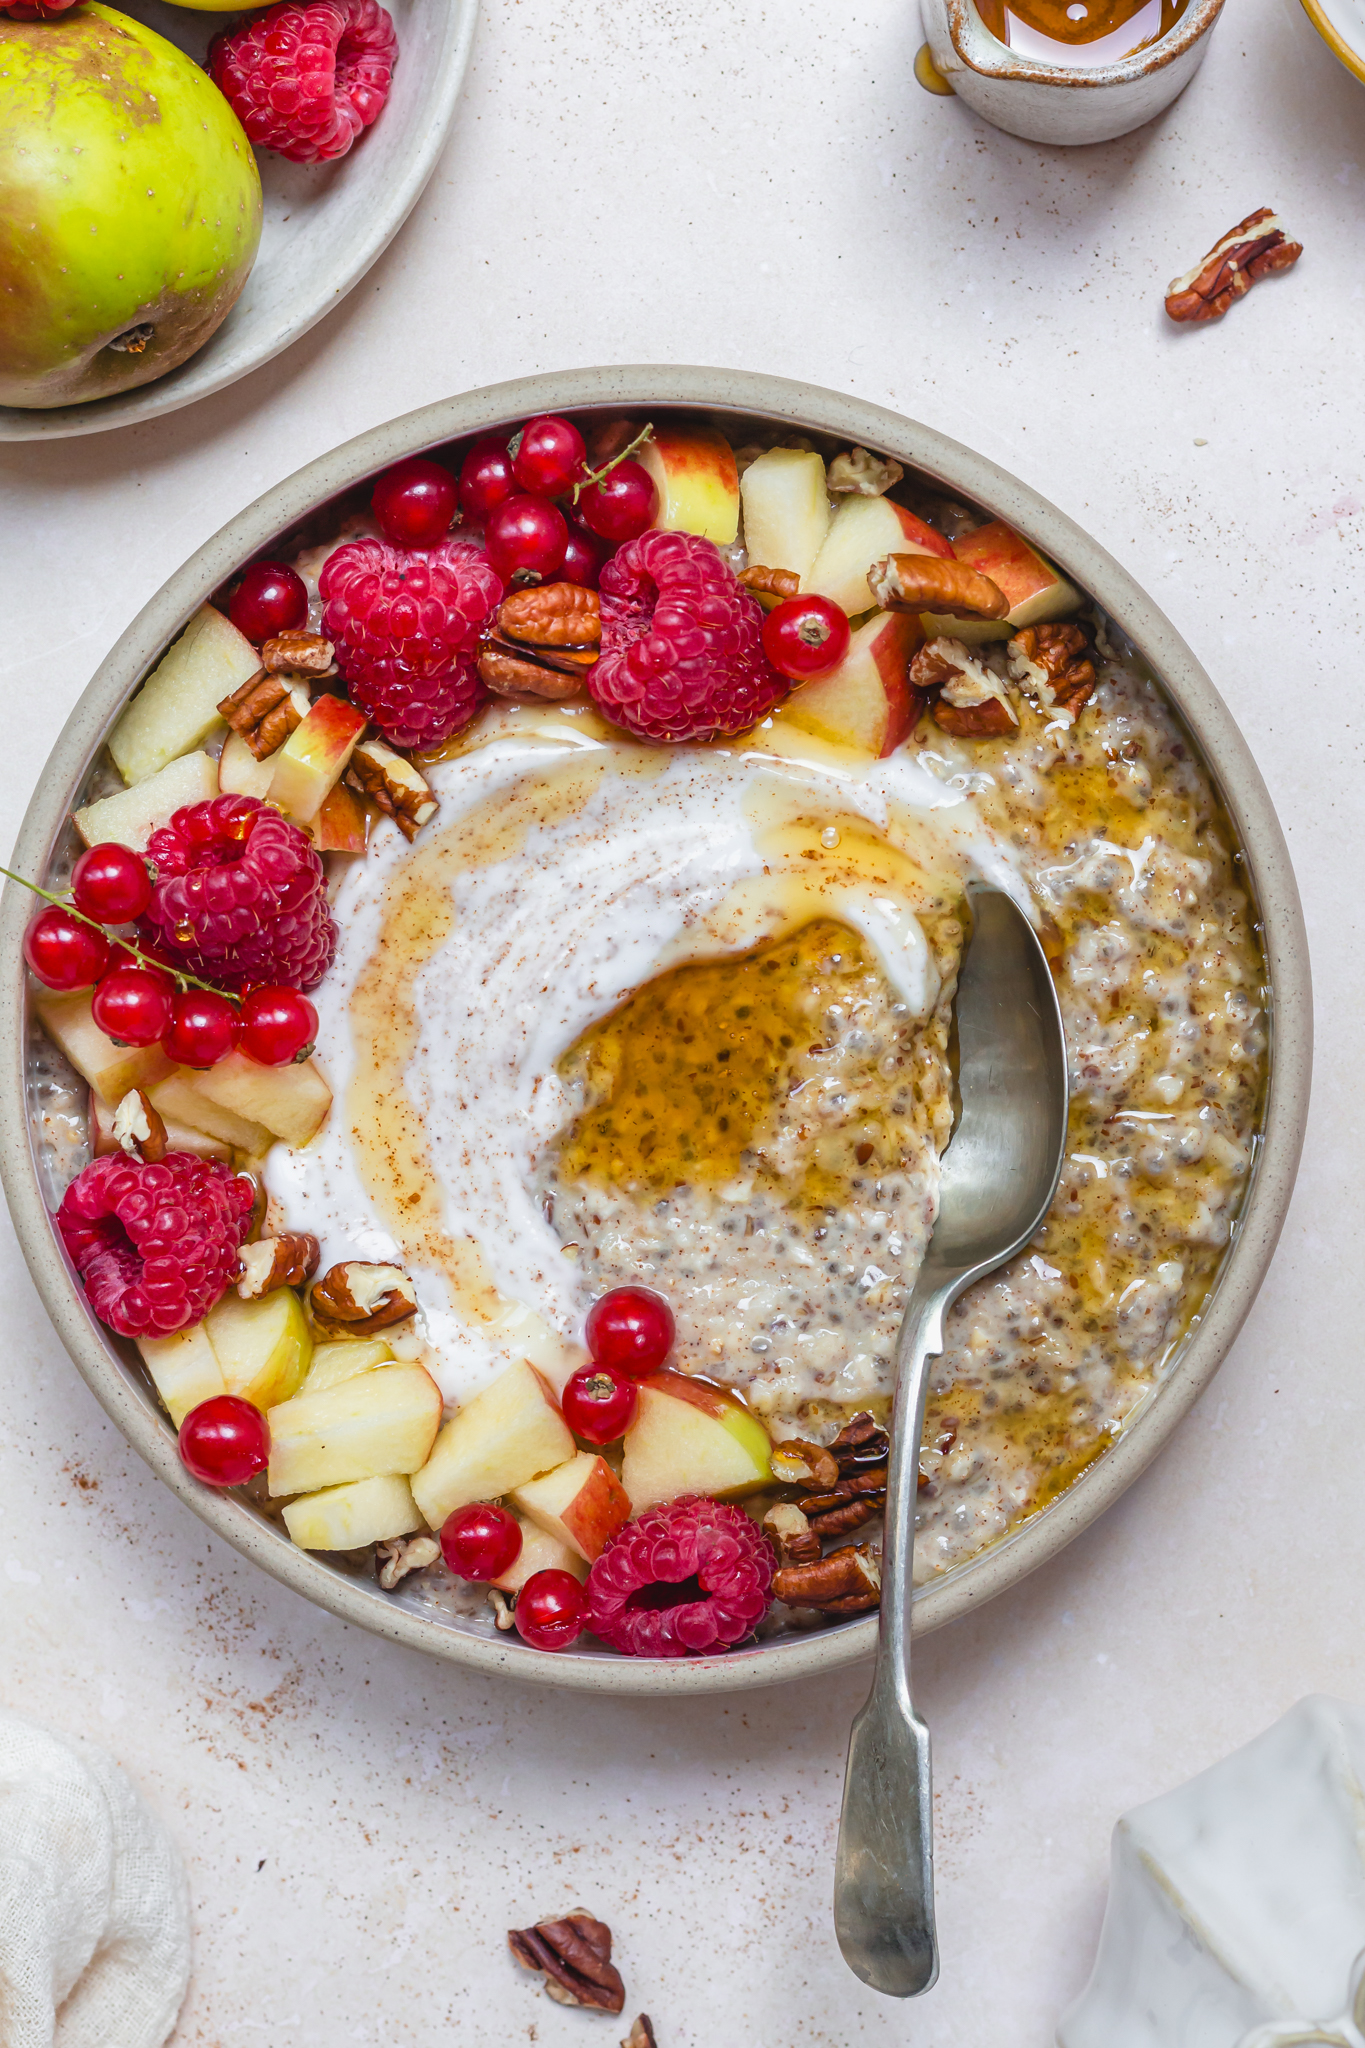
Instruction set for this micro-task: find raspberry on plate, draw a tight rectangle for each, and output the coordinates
[585,1496,774,1657]
[140,794,336,993]
[208,0,397,166]
[590,530,789,745]
[320,536,504,750]
[57,1153,254,1339]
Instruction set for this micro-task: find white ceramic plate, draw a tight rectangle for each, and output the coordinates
[1299,0,1365,83]
[0,0,477,441]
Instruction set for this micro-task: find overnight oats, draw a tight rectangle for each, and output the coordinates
[23,410,1267,1657]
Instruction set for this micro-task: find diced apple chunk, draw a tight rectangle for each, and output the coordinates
[803,496,953,617]
[267,696,367,826]
[740,448,830,583]
[92,1090,231,1164]
[35,991,173,1103]
[74,750,219,852]
[491,1512,587,1593]
[205,1286,312,1410]
[298,1338,394,1398]
[266,1364,443,1497]
[781,609,921,758]
[138,1324,227,1427]
[511,1451,631,1564]
[217,730,276,802]
[622,1369,773,1515]
[147,1070,272,1156]
[953,520,1081,627]
[312,781,368,854]
[639,425,740,544]
[108,605,262,786]
[178,1051,332,1148]
[283,1474,424,1551]
[410,1358,574,1530]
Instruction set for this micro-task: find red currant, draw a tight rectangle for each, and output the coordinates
[440,1502,522,1581]
[71,842,153,924]
[761,594,851,681]
[512,415,586,498]
[560,524,607,589]
[92,964,175,1047]
[229,561,307,643]
[577,460,657,544]
[562,1363,638,1445]
[458,436,518,521]
[239,985,318,1066]
[163,989,239,1068]
[179,1396,269,1486]
[371,457,458,549]
[514,1568,586,1650]
[485,496,568,583]
[23,906,110,992]
[585,1287,675,1379]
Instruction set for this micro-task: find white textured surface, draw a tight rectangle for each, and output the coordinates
[0,0,1357,2040]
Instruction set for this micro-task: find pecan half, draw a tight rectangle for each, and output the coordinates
[762,1502,822,1568]
[623,2019,657,2048]
[218,671,311,760]
[479,644,586,701]
[345,738,437,841]
[770,1438,840,1490]
[1165,208,1302,324]
[829,1412,890,1473]
[828,446,903,497]
[237,1232,320,1300]
[773,1543,881,1612]
[1008,623,1096,719]
[869,552,1008,621]
[310,1261,417,1334]
[799,1466,888,1539]
[111,1087,168,1164]
[738,564,801,600]
[261,629,335,676]
[376,1533,440,1589]
[909,637,1017,734]
[508,1913,625,2014]
[481,581,601,701]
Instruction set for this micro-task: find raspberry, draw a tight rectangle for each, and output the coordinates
[585,1496,773,1657]
[589,530,788,745]
[57,1153,254,1339]
[320,537,503,750]
[208,0,397,165]
[140,795,336,993]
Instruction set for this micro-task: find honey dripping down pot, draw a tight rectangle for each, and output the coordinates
[973,0,1190,64]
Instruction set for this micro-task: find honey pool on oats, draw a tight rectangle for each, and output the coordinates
[38,412,1267,1646]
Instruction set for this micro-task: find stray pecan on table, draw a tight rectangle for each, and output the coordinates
[479,581,601,702]
[345,738,437,841]
[237,1232,320,1301]
[910,637,1018,738]
[508,1911,626,2013]
[218,669,313,760]
[309,1261,417,1336]
[1165,207,1302,325]
[622,2018,657,2048]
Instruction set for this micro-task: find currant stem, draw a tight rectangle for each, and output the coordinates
[1,862,237,1002]
[572,422,655,505]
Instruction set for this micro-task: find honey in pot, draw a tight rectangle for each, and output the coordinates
[974,0,1190,66]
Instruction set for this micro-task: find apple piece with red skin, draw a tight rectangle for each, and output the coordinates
[802,496,953,618]
[621,1368,773,1516]
[312,780,369,854]
[511,1451,631,1564]
[638,424,740,545]
[490,1512,588,1594]
[779,608,923,758]
[411,1358,575,1529]
[267,694,368,826]
[947,520,1081,629]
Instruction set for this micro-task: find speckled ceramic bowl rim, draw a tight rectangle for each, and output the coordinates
[0,366,1312,1697]
[1297,0,1365,83]
[946,0,1224,89]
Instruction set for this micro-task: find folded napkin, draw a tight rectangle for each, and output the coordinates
[0,1708,190,2048]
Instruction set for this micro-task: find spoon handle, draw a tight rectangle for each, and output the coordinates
[832,1279,948,1997]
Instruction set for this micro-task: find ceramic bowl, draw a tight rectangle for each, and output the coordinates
[1298,0,1365,85]
[919,0,1225,145]
[0,0,477,443]
[0,367,1312,1696]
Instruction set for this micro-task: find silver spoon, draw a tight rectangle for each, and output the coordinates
[833,881,1069,1998]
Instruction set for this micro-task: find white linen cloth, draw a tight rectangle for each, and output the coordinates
[0,1708,190,2048]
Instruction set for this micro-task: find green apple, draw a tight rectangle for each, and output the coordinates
[0,4,262,408]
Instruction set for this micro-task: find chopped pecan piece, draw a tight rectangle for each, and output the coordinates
[910,637,1018,736]
[1009,623,1096,719]
[934,696,1017,738]
[622,2019,657,2048]
[508,1913,626,2014]
[869,552,1008,621]
[218,670,311,760]
[738,564,801,600]
[310,1261,417,1335]
[770,1438,840,1490]
[479,644,586,701]
[237,1232,320,1300]
[376,1533,440,1589]
[1165,208,1302,324]
[772,1543,881,1613]
[346,738,437,841]
[800,1466,889,1540]
[762,1502,822,1568]
[829,1412,890,1471]
[111,1087,167,1164]
[487,1587,516,1631]
[828,446,903,497]
[481,581,601,701]
[261,629,335,676]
